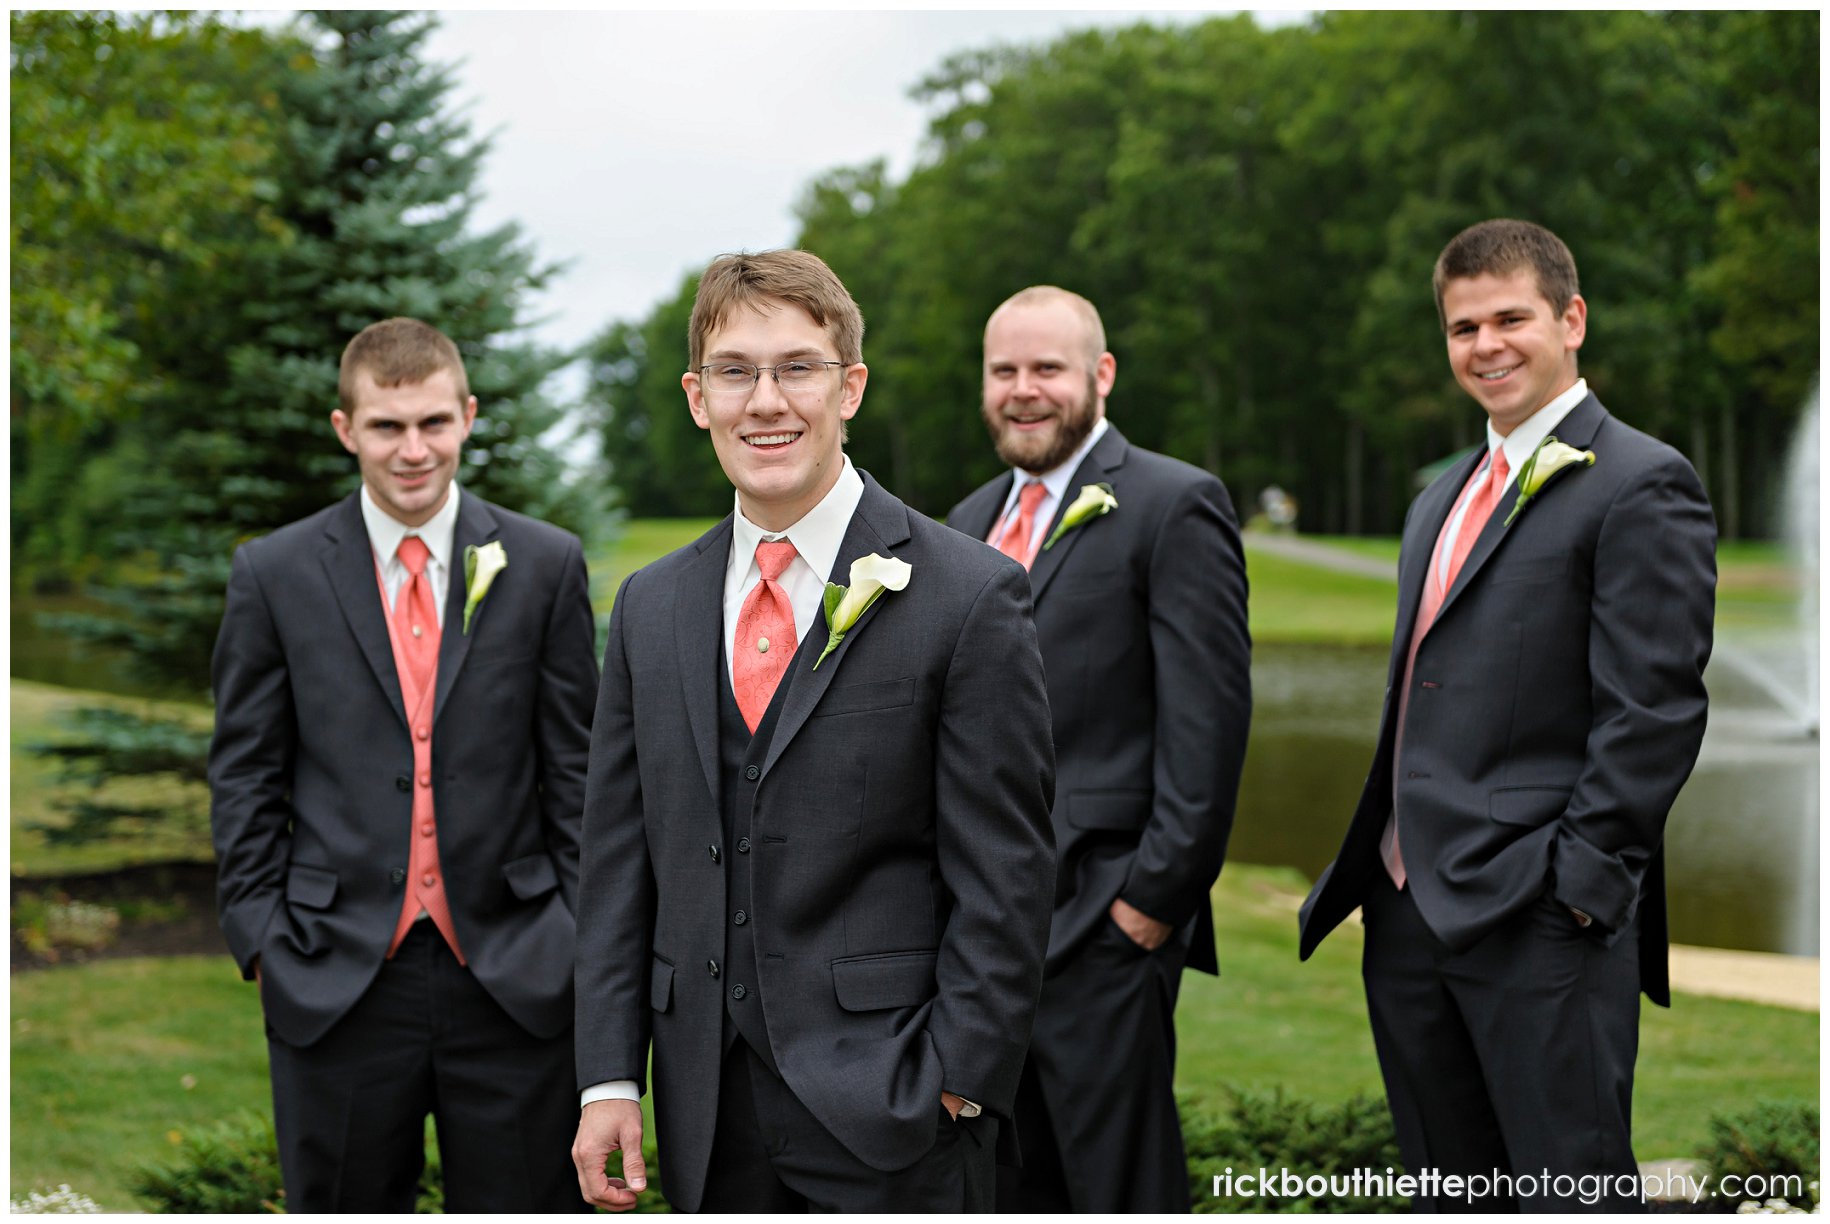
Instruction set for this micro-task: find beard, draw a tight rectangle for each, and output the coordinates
[982,372,1101,474]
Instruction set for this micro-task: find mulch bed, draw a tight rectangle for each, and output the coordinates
[11,860,224,971]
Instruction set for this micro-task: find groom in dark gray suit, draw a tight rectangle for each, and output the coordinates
[1300,220,1715,1210]
[209,317,599,1211]
[570,249,1056,1213]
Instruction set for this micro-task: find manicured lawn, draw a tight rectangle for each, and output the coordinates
[10,867,1815,1209]
[588,518,721,614]
[1241,548,1398,646]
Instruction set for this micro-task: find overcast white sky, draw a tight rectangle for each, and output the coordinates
[409,10,1298,357]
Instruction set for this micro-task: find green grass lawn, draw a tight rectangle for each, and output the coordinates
[10,866,1815,1209]
[1242,547,1399,646]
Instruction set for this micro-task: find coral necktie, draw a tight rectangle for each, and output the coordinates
[995,481,1048,569]
[1384,446,1511,888]
[733,539,799,733]
[393,535,440,699]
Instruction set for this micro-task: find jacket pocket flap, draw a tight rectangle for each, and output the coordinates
[813,676,916,718]
[1489,786,1573,827]
[502,853,559,900]
[286,863,338,910]
[650,956,674,1013]
[1065,789,1152,832]
[831,949,938,1011]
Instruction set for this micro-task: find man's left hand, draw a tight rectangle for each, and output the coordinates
[941,1091,966,1121]
[1109,897,1171,950]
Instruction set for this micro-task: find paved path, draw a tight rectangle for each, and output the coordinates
[1668,943,1818,1011]
[1244,532,1398,581]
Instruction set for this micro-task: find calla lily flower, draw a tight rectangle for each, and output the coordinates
[463,540,508,633]
[1042,482,1118,550]
[1504,437,1596,526]
[815,553,912,669]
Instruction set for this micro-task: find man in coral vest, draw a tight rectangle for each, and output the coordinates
[209,317,599,1211]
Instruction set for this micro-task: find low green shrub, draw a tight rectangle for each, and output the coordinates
[1697,1101,1819,1212]
[1184,1088,1408,1213]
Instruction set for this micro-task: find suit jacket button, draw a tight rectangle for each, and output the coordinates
[390,867,406,886]
[745,765,760,781]
[733,910,747,926]
[709,845,721,864]
[708,960,720,978]
[395,776,411,792]
[731,984,747,1000]
[737,837,750,854]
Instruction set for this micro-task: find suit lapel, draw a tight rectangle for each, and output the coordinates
[677,517,733,811]
[761,475,912,781]
[951,474,1014,545]
[1436,393,1608,623]
[1028,425,1127,606]
[1389,448,1480,677]
[433,493,498,723]
[320,493,408,729]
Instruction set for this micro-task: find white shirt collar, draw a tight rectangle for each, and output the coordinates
[730,455,865,587]
[360,482,460,572]
[1000,414,1111,516]
[1489,378,1589,476]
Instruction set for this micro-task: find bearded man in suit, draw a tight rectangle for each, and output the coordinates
[1300,219,1716,1211]
[946,286,1251,1212]
[209,317,599,1211]
[569,249,1056,1213]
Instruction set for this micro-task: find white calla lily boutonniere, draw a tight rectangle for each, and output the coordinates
[815,553,912,670]
[1042,482,1118,551]
[1503,436,1596,526]
[462,540,508,633]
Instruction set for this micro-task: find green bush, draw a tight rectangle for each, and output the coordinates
[1184,1088,1409,1213]
[124,1111,669,1212]
[1697,1101,1820,1209]
[129,1114,284,1213]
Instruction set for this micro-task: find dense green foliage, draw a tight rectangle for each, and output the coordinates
[590,11,1818,536]
[1184,1089,1408,1213]
[13,11,599,690]
[1697,1101,1821,1202]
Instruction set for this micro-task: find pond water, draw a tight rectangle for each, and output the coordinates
[1237,643,1819,956]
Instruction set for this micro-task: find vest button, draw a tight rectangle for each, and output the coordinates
[390,867,406,885]
[395,776,411,792]
[731,984,747,1000]
[707,960,720,978]
[745,765,760,781]
[733,910,747,926]
[708,845,721,864]
[737,838,750,854]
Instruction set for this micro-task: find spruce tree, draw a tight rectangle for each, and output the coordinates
[94,10,597,691]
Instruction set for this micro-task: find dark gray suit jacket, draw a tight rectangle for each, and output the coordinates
[948,425,1251,976]
[574,473,1055,1209]
[1299,393,1716,1005]
[209,490,599,1046]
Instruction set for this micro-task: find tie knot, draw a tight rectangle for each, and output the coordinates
[754,539,798,582]
[397,535,431,576]
[1017,481,1047,514]
[1489,448,1510,482]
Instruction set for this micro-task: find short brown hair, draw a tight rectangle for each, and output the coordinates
[986,285,1108,365]
[1432,219,1580,329]
[687,250,864,370]
[338,317,470,411]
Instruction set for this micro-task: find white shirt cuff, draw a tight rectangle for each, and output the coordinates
[581,1079,640,1108]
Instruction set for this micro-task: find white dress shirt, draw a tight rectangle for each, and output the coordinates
[581,458,866,1110]
[988,415,1111,553]
[360,482,460,625]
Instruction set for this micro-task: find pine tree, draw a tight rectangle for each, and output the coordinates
[90,10,600,691]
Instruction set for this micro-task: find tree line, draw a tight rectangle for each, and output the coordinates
[589,10,1818,539]
[10,11,1819,692]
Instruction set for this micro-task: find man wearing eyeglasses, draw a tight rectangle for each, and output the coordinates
[948,286,1251,1212]
[570,249,1056,1212]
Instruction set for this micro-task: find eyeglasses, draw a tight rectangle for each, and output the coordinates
[697,360,848,397]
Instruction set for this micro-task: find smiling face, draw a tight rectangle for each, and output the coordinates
[981,297,1117,474]
[682,299,866,532]
[1441,269,1586,436]
[331,368,476,526]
